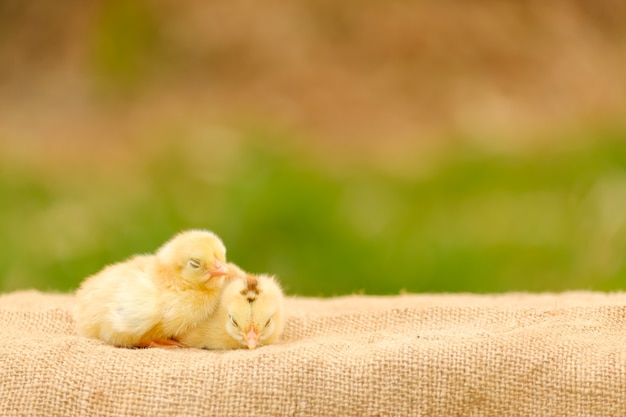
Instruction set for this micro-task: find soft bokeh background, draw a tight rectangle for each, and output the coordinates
[1,0,626,296]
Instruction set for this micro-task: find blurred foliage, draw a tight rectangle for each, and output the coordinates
[89,0,164,92]
[1,128,626,296]
[3,0,626,140]
[2,0,626,296]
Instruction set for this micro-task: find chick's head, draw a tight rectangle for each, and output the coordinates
[223,274,284,349]
[156,229,228,287]
[224,262,247,281]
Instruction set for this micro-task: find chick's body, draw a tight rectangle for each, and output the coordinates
[179,268,285,350]
[74,230,229,348]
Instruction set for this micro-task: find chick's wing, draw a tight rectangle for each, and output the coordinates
[108,266,161,335]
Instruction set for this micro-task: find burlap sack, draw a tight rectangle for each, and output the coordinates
[1,290,626,416]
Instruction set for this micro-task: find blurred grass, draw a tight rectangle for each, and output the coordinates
[1,128,625,296]
[2,1,626,297]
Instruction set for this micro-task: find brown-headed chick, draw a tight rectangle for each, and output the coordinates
[179,267,285,350]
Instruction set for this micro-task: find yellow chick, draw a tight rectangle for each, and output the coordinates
[74,229,229,348]
[179,269,285,350]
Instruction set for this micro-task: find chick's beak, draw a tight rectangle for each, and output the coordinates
[208,259,228,278]
[245,327,259,350]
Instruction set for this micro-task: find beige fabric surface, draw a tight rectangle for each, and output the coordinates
[2,290,626,417]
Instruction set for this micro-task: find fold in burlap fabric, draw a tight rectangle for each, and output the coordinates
[2,290,626,416]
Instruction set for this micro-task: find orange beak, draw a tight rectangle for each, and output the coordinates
[245,327,259,350]
[208,259,228,278]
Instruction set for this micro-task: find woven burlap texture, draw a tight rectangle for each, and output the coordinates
[1,290,626,417]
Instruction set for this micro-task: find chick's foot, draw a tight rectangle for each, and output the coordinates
[140,338,189,349]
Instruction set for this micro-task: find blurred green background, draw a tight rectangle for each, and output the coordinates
[1,0,626,296]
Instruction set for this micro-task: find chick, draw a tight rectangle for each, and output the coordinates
[179,270,285,350]
[74,229,229,348]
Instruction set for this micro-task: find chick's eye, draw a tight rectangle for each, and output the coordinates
[188,258,201,269]
[265,317,273,328]
[229,315,239,328]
